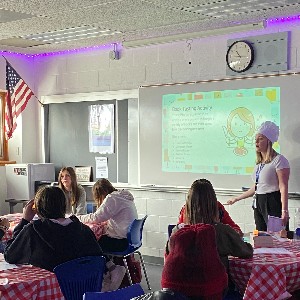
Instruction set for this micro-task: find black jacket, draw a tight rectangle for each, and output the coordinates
[4,215,103,271]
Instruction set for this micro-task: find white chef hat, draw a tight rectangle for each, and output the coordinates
[257,121,279,143]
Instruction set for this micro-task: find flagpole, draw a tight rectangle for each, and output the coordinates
[3,56,43,107]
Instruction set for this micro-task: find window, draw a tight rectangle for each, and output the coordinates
[0,91,9,162]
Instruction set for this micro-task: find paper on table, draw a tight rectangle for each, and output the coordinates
[0,261,18,271]
[254,247,294,255]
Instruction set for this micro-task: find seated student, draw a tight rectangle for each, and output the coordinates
[178,201,243,237]
[78,178,138,253]
[134,224,228,300]
[4,186,126,291]
[4,186,102,271]
[58,166,87,215]
[167,179,253,272]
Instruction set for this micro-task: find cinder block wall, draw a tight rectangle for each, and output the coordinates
[5,23,295,258]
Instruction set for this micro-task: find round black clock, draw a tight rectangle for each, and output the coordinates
[226,41,254,73]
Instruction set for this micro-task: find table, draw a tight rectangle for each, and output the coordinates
[4,200,27,214]
[229,237,300,300]
[0,254,64,300]
[1,213,106,242]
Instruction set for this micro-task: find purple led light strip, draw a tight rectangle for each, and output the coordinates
[0,42,122,58]
[267,14,300,24]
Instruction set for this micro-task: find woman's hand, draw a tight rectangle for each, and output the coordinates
[226,197,239,205]
[281,210,289,227]
[23,199,36,222]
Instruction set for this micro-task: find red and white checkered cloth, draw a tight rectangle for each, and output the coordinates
[2,213,106,242]
[0,256,64,300]
[229,238,300,300]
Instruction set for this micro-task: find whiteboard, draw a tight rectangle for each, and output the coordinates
[139,74,300,193]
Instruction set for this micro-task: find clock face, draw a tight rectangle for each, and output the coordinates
[226,41,254,73]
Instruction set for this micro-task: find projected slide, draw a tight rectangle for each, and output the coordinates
[162,87,280,175]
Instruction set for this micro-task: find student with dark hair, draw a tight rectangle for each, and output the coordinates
[78,178,138,253]
[58,166,87,215]
[4,186,102,272]
[167,179,253,271]
[178,201,243,237]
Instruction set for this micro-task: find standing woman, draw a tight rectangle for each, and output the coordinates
[58,167,87,215]
[227,121,290,231]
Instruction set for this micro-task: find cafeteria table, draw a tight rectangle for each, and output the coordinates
[0,254,64,300]
[1,213,106,242]
[229,236,300,300]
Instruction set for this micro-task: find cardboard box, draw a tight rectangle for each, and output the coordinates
[250,233,273,248]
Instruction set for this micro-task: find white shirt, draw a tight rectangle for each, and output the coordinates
[78,189,138,239]
[252,154,290,194]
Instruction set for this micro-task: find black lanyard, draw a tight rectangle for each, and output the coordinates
[255,163,265,192]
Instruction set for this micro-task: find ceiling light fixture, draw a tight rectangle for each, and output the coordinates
[22,26,121,44]
[123,21,266,48]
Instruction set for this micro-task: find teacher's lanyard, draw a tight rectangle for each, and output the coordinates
[252,163,265,209]
[255,163,265,193]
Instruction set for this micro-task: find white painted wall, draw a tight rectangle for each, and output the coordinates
[1,23,300,257]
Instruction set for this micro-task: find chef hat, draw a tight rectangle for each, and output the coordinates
[257,121,279,143]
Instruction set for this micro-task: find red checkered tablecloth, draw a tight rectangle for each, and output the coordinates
[0,255,64,300]
[229,238,300,300]
[1,213,106,242]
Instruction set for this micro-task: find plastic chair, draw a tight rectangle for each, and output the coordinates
[83,283,145,300]
[168,224,176,237]
[104,215,151,290]
[53,256,106,300]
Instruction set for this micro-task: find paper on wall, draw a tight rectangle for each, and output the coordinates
[95,157,108,178]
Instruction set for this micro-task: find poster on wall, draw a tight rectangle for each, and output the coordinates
[89,104,115,154]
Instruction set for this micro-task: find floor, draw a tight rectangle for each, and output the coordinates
[139,262,244,300]
[140,262,163,293]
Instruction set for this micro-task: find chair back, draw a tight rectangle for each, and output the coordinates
[54,256,106,300]
[83,283,145,300]
[127,215,148,252]
[168,224,176,237]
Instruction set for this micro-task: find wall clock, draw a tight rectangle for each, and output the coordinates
[226,41,254,73]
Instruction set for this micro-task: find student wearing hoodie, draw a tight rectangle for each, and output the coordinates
[78,178,138,253]
[4,186,102,272]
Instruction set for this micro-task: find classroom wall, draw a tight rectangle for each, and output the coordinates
[1,22,300,258]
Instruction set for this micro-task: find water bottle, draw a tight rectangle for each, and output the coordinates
[295,208,300,230]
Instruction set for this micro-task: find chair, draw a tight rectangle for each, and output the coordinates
[168,224,176,237]
[104,215,151,290]
[83,283,145,300]
[53,256,106,300]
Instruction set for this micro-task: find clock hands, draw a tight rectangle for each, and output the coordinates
[235,50,241,58]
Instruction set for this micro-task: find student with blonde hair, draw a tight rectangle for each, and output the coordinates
[227,121,290,231]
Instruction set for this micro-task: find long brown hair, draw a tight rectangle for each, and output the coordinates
[58,167,79,206]
[185,179,219,225]
[92,178,117,208]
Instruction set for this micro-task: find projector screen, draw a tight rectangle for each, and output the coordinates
[139,75,300,193]
[162,87,280,176]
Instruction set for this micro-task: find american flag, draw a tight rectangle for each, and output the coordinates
[5,61,34,139]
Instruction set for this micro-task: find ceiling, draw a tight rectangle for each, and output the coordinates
[0,0,299,54]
